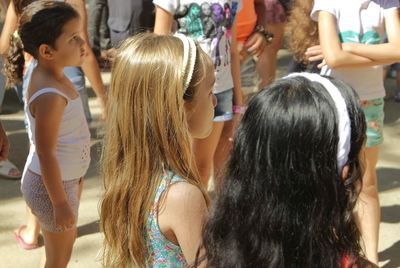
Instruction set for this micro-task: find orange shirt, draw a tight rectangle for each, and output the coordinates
[236,0,257,44]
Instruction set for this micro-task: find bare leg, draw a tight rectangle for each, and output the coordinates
[78,177,84,201]
[15,206,41,245]
[193,122,224,188]
[256,23,285,89]
[213,120,234,192]
[41,227,77,268]
[356,146,380,265]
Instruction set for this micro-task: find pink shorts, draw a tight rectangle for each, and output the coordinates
[265,0,287,24]
[21,169,81,232]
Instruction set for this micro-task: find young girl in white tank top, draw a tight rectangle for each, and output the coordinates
[4,2,90,267]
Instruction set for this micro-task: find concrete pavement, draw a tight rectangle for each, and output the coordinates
[0,51,399,267]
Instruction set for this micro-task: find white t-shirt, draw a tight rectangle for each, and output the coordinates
[311,0,399,100]
[153,0,242,94]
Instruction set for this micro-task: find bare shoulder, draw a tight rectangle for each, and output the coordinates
[159,180,207,228]
[166,181,207,209]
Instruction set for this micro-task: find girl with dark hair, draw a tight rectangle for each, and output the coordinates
[199,73,374,267]
[5,1,90,266]
[306,1,400,263]
[1,0,107,251]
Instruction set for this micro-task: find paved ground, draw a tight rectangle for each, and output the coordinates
[0,51,399,267]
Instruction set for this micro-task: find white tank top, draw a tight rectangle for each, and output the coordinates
[24,88,91,181]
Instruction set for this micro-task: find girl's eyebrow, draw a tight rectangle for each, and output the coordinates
[68,31,80,37]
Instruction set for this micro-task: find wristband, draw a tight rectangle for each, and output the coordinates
[254,25,274,44]
[233,105,247,115]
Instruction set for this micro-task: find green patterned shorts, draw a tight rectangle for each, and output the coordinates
[361,98,384,147]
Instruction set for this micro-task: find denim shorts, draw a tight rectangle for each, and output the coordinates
[214,89,233,122]
[361,98,384,147]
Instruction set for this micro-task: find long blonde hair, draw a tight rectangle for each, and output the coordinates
[100,33,211,268]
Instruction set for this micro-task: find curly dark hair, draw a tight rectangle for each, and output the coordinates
[4,0,79,86]
[199,75,367,267]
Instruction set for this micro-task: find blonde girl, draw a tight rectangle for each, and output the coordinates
[153,0,244,190]
[100,33,216,267]
[306,0,400,264]
[5,1,91,267]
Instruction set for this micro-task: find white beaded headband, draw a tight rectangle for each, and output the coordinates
[174,33,197,91]
[285,72,351,174]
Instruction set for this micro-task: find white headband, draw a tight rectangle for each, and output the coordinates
[174,33,197,91]
[285,73,351,174]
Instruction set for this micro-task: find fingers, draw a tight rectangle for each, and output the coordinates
[305,45,323,62]
[307,54,325,62]
[318,59,327,69]
[55,218,76,231]
[244,34,266,57]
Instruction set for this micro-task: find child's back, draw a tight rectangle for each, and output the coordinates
[101,33,215,268]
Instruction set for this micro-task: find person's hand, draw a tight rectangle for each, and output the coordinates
[54,201,75,231]
[244,32,267,58]
[305,45,328,69]
[0,122,10,161]
[305,45,324,62]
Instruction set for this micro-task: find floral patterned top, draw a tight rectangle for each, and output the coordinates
[144,173,188,267]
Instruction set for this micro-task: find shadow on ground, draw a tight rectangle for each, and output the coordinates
[377,168,400,192]
[77,220,100,238]
[379,241,400,268]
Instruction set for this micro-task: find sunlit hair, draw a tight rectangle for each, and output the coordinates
[287,0,319,62]
[4,0,79,86]
[12,0,35,15]
[100,33,211,268]
[200,76,367,267]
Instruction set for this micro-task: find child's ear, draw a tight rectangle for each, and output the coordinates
[38,44,54,60]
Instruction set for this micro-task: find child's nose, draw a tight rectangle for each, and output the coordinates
[78,36,85,46]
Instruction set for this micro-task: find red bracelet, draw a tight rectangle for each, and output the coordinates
[233,105,247,115]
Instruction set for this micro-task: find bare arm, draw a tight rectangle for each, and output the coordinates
[0,1,18,56]
[66,0,107,117]
[33,94,75,229]
[242,0,267,57]
[160,182,208,267]
[0,120,9,160]
[343,9,400,63]
[230,23,243,106]
[154,5,174,35]
[254,0,266,28]
[317,11,385,69]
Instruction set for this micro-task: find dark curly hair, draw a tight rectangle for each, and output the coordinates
[198,75,367,267]
[4,0,79,86]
